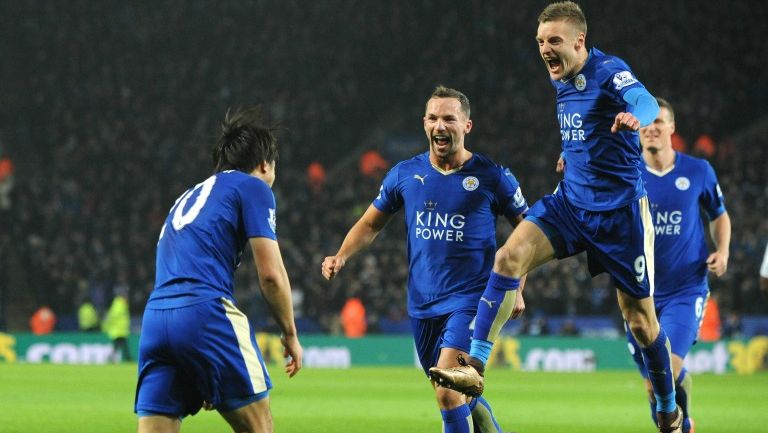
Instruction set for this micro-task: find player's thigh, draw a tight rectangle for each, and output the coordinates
[137,414,181,433]
[496,219,555,275]
[220,396,272,433]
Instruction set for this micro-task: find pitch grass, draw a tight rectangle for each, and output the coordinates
[1,364,766,433]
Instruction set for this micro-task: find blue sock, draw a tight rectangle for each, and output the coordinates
[471,272,519,365]
[640,328,676,413]
[468,396,502,433]
[441,405,472,433]
[676,369,692,433]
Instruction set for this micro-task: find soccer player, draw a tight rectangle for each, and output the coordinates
[135,108,303,433]
[322,86,529,433]
[429,2,684,432]
[626,97,730,433]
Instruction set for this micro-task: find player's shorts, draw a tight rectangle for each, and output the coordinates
[656,286,709,358]
[411,308,475,374]
[626,285,708,377]
[135,297,271,417]
[526,184,655,298]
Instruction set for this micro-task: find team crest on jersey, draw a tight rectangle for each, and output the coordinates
[462,176,479,191]
[574,74,586,91]
[424,200,437,211]
[613,71,638,90]
[268,208,277,233]
[675,177,690,191]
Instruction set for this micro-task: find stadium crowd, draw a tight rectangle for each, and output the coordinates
[2,1,766,334]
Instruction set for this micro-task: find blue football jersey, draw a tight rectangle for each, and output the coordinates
[373,152,528,319]
[553,48,648,211]
[149,170,278,308]
[643,153,725,299]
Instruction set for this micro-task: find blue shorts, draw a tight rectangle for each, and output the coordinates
[411,309,475,375]
[135,298,271,417]
[526,185,655,298]
[656,286,709,358]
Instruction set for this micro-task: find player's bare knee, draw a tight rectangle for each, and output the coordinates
[434,386,465,409]
[494,244,528,276]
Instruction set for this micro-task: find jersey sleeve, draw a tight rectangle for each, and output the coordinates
[238,177,278,240]
[596,56,646,100]
[372,165,403,214]
[699,161,726,221]
[494,166,528,218]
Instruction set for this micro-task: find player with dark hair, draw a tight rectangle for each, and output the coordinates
[135,107,302,433]
[429,2,684,432]
[626,97,730,433]
[323,86,528,433]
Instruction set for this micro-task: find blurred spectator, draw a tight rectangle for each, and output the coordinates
[29,306,56,335]
[522,317,551,336]
[670,133,687,153]
[359,150,389,178]
[693,134,716,158]
[340,296,367,338]
[722,312,743,339]
[0,149,14,211]
[77,298,100,332]
[102,291,131,362]
[699,295,722,342]
[560,319,580,336]
[307,161,327,192]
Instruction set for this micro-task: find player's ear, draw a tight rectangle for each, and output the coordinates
[465,119,473,134]
[669,121,676,134]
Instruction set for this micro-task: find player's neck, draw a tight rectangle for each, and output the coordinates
[644,148,675,172]
[430,149,472,174]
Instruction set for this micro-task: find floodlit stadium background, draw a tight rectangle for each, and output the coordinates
[1,1,766,372]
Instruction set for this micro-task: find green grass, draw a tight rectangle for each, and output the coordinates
[1,364,766,432]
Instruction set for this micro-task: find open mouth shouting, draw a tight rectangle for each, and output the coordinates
[544,56,562,77]
[432,134,452,150]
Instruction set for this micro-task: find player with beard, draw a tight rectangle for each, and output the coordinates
[323,86,528,433]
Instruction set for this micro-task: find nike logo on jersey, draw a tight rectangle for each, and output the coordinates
[480,297,496,309]
[414,174,428,185]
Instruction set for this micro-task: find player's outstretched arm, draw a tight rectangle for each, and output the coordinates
[250,237,303,377]
[707,211,731,277]
[322,204,392,280]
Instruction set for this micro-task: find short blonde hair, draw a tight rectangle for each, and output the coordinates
[538,1,587,35]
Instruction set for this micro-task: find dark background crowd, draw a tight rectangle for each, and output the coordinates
[1,1,766,335]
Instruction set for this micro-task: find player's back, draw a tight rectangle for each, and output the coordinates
[150,170,277,308]
[553,48,647,211]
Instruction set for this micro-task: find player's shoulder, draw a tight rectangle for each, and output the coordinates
[390,152,429,175]
[590,47,636,86]
[590,47,632,71]
[676,152,713,173]
[217,170,272,195]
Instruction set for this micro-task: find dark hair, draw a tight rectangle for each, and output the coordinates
[212,107,279,173]
[538,1,587,35]
[428,85,471,118]
[655,97,675,122]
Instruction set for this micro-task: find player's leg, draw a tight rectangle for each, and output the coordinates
[440,309,505,433]
[617,292,680,431]
[137,415,181,433]
[658,291,708,433]
[413,315,473,433]
[469,219,555,364]
[430,193,569,395]
[434,347,475,433]
[220,396,273,433]
[626,322,659,426]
